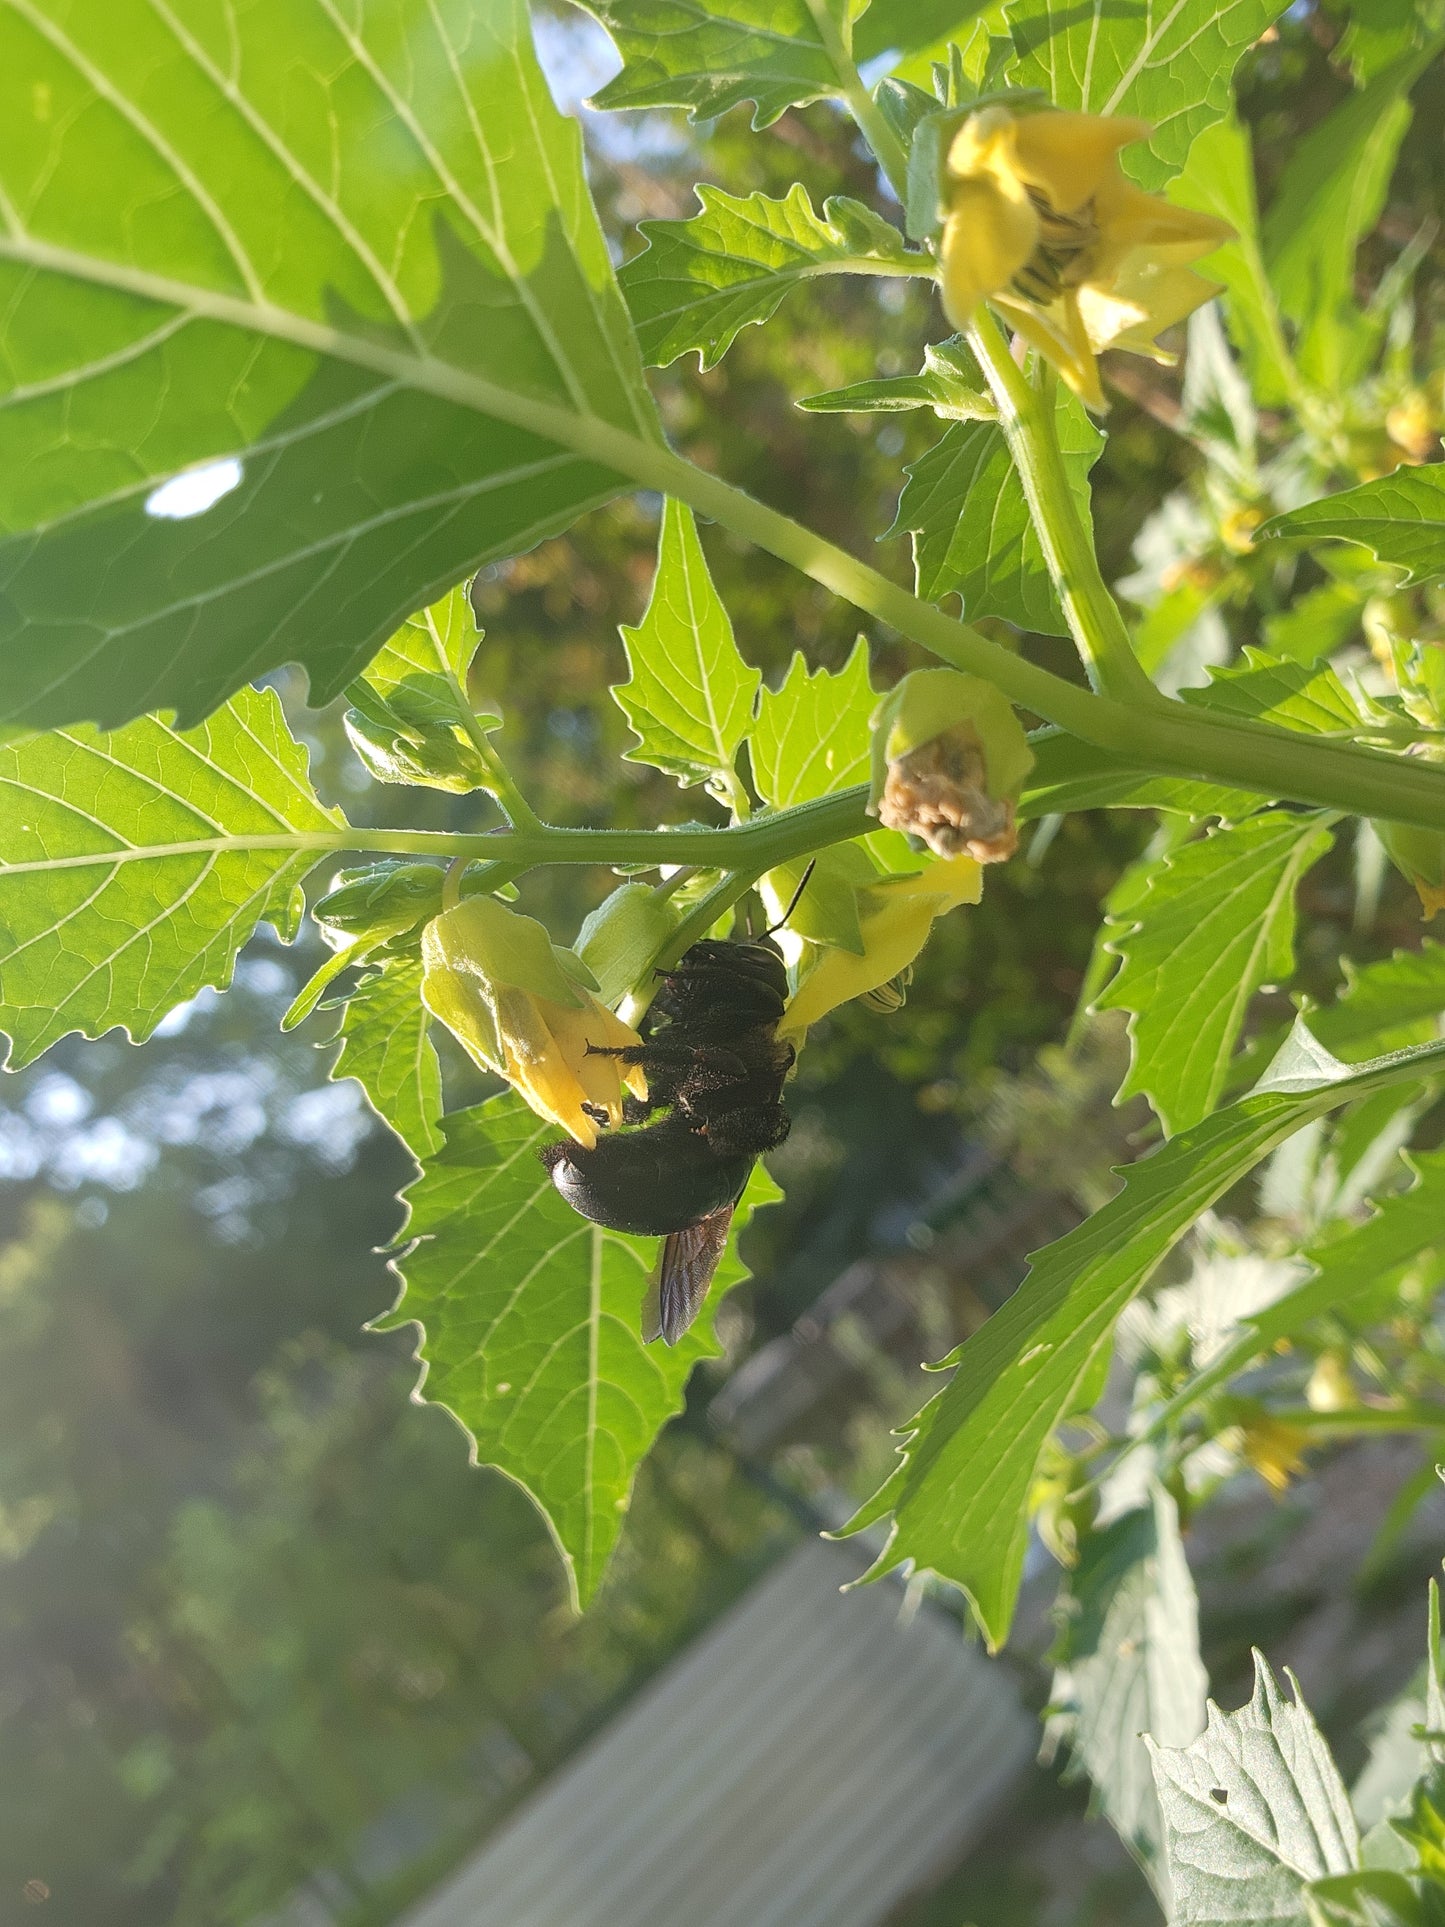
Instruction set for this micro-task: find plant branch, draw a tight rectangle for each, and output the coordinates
[967,310,1162,705]
[806,0,910,202]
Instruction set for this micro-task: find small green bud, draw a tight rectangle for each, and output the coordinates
[313,861,446,949]
[869,668,1033,862]
[1376,820,1445,921]
[576,884,681,1007]
[342,703,493,793]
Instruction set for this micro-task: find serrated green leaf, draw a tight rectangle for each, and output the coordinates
[891,384,1101,633]
[1184,650,1366,737]
[1262,470,1445,588]
[579,0,841,128]
[377,1093,779,1605]
[1149,1654,1359,1924]
[1169,117,1297,407]
[1099,813,1336,1136]
[840,1025,1445,1649]
[0,684,341,1069]
[799,338,994,418]
[1313,943,1445,1061]
[354,584,489,731]
[614,500,761,792]
[1005,0,1289,187]
[854,0,998,59]
[751,638,875,807]
[1050,1483,1208,1893]
[621,183,918,372]
[331,958,443,1161]
[1263,47,1436,389]
[0,0,658,733]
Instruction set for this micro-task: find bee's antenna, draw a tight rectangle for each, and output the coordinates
[763,860,817,937]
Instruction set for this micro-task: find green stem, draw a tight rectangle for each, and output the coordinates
[38,234,1445,829]
[967,310,1161,705]
[458,715,542,832]
[806,0,911,202]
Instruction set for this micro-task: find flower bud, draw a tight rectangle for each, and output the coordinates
[1376,821,1445,920]
[420,897,646,1147]
[313,861,446,950]
[779,853,982,1042]
[576,883,680,1007]
[869,670,1034,862]
[343,701,493,793]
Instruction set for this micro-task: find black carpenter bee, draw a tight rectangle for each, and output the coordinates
[539,934,794,1346]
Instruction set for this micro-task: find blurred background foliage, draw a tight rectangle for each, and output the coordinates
[4,1,1445,1922]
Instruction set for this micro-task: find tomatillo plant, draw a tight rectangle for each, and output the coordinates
[5,10,1445,1884]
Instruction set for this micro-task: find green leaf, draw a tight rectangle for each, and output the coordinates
[331,958,443,1161]
[0,0,658,732]
[1163,1147,1445,1424]
[799,338,995,419]
[621,184,918,372]
[751,637,875,807]
[854,0,998,60]
[1183,648,1366,737]
[1263,48,1436,388]
[1049,1483,1208,1887]
[0,684,341,1068]
[376,1093,779,1605]
[1098,812,1336,1136]
[352,585,490,732]
[1004,0,1289,187]
[840,1025,1445,1649]
[1262,470,1445,588]
[1312,943,1445,1061]
[579,0,841,128]
[614,500,761,792]
[891,385,1101,634]
[1169,116,1297,407]
[1149,1654,1359,1924]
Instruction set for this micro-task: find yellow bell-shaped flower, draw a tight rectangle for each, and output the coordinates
[938,104,1233,408]
[779,854,983,1043]
[420,896,646,1148]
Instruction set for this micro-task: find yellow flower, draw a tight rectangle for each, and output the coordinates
[1236,1415,1310,1494]
[779,854,983,1043]
[937,104,1233,408]
[420,896,646,1148]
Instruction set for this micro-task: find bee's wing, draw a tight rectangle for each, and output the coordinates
[642,1205,736,1346]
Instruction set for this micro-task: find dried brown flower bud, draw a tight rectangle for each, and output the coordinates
[877,725,1019,862]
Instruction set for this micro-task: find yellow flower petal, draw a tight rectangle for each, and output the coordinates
[1008,111,1150,214]
[780,855,982,1041]
[940,182,1038,330]
[1077,257,1223,359]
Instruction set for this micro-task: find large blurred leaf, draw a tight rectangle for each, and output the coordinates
[331,959,443,1161]
[1170,118,1296,407]
[1005,0,1289,186]
[0,684,341,1068]
[891,386,1101,633]
[0,0,657,731]
[1263,46,1437,388]
[579,0,843,127]
[614,500,761,792]
[842,1027,1445,1649]
[621,185,918,372]
[377,1093,779,1605]
[1149,1654,1359,1923]
[1049,1483,1208,1895]
[1263,469,1445,587]
[1098,811,1336,1135]
[855,0,996,59]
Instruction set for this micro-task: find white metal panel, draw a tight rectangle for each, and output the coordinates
[399,1540,1035,1927]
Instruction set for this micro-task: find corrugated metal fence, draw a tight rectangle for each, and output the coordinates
[398,1539,1035,1927]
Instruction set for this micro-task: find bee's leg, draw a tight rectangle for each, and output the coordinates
[701,1103,791,1156]
[585,1042,747,1077]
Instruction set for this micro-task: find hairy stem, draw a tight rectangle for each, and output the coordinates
[967,311,1162,704]
[805,0,911,202]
